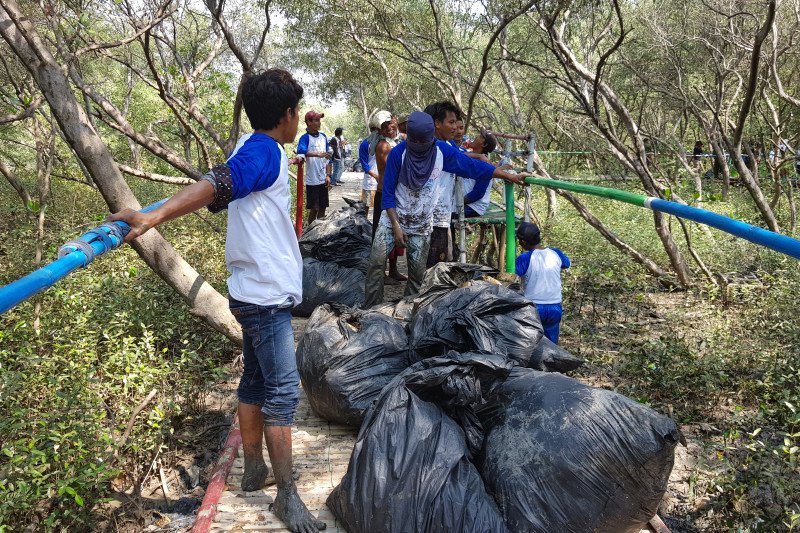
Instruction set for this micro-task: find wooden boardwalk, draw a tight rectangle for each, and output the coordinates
[207,390,357,533]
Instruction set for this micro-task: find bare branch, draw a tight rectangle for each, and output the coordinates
[117,163,194,185]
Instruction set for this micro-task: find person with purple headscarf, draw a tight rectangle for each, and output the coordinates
[363,111,526,307]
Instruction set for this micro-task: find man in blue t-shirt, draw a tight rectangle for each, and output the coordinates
[109,70,326,533]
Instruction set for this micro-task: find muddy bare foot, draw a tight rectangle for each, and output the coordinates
[272,484,326,532]
[241,460,269,492]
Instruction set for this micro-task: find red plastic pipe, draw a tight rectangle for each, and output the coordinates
[295,161,304,238]
[191,424,242,533]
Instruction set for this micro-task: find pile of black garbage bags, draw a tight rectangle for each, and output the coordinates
[292,200,372,317]
[296,262,681,533]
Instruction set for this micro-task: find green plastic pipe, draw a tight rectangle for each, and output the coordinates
[505,182,516,273]
[524,177,647,206]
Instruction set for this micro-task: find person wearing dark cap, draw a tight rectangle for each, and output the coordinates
[329,127,348,186]
[462,130,498,217]
[363,111,526,307]
[296,110,331,223]
[515,222,571,344]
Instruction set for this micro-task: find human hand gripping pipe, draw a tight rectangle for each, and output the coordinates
[0,199,169,315]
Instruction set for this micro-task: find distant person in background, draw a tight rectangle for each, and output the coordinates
[329,127,347,186]
[297,111,331,223]
[795,147,800,181]
[454,118,465,148]
[515,222,570,344]
[361,114,387,213]
[692,141,703,170]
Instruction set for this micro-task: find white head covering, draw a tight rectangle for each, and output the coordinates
[369,110,392,130]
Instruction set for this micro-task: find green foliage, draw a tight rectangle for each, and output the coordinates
[0,178,235,529]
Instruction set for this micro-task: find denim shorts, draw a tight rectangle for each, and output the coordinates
[229,298,300,426]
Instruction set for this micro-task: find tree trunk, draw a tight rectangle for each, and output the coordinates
[709,139,730,200]
[0,0,242,344]
[729,146,780,232]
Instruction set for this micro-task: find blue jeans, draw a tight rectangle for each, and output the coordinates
[331,159,344,185]
[536,303,563,344]
[230,298,300,426]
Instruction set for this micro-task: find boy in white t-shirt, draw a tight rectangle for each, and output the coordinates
[515,222,571,344]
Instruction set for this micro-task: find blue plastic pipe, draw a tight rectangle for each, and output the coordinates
[0,199,168,315]
[646,198,800,260]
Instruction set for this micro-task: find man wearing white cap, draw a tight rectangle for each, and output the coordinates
[361,110,392,210]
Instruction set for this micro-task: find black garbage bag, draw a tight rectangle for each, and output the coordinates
[292,258,364,317]
[298,205,372,271]
[409,283,543,366]
[371,299,414,325]
[412,262,499,312]
[296,304,410,426]
[373,263,498,323]
[528,335,584,372]
[476,368,680,533]
[327,352,514,533]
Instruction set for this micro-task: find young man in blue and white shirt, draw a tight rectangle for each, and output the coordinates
[297,111,331,224]
[109,69,326,533]
[423,101,462,266]
[363,112,526,307]
[515,222,571,344]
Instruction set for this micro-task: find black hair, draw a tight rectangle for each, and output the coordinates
[423,101,463,123]
[480,131,498,155]
[242,69,304,131]
[335,127,343,136]
[516,222,541,247]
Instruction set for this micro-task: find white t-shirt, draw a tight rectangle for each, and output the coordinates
[380,148,445,236]
[225,136,303,306]
[431,140,458,228]
[463,177,493,215]
[519,248,568,304]
[363,151,378,191]
[297,132,330,186]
